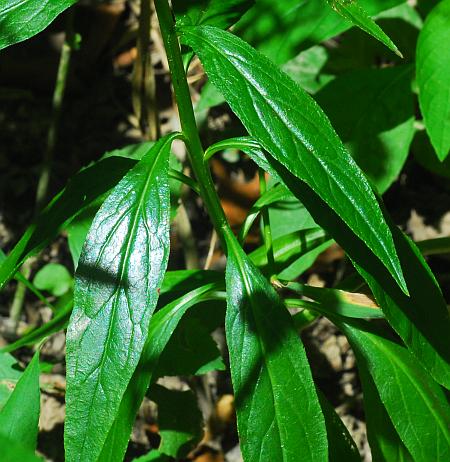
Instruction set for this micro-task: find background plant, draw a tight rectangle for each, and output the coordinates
[0,0,449,461]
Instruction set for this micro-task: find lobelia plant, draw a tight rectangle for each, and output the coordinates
[0,0,450,461]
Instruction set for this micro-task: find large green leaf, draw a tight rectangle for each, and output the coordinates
[240,142,450,388]
[326,0,402,56]
[358,359,413,462]
[417,0,450,161]
[0,0,77,51]
[98,283,222,462]
[149,384,203,458]
[339,320,450,461]
[173,0,254,29]
[224,230,327,462]
[64,134,178,462]
[315,65,415,193]
[234,0,403,64]
[181,25,407,294]
[0,352,40,451]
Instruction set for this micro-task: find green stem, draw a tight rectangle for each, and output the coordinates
[258,168,275,276]
[154,0,229,251]
[35,8,74,212]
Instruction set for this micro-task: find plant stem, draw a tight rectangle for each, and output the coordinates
[36,9,74,212]
[133,0,160,139]
[154,0,229,250]
[258,169,275,275]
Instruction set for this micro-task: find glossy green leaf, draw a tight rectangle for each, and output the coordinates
[317,391,361,462]
[339,320,450,461]
[326,0,402,56]
[315,65,415,193]
[181,26,407,294]
[1,299,72,353]
[417,0,450,161]
[33,263,72,296]
[98,283,222,462]
[150,384,203,458]
[242,143,450,388]
[0,0,77,50]
[0,353,23,409]
[224,230,327,462]
[173,0,254,29]
[0,352,40,451]
[234,0,403,64]
[0,433,44,462]
[65,134,179,462]
[358,360,413,462]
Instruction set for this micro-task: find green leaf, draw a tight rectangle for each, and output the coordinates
[317,391,361,462]
[358,361,413,462]
[0,352,40,451]
[326,0,402,56]
[155,316,225,377]
[64,134,179,462]
[0,0,77,51]
[0,156,137,291]
[241,145,450,387]
[224,230,327,462]
[181,26,407,294]
[250,229,332,280]
[0,352,23,409]
[33,263,72,297]
[315,65,415,193]
[339,320,450,461]
[0,433,44,462]
[283,46,334,94]
[173,0,254,29]
[149,384,203,458]
[417,0,450,161]
[98,283,222,462]
[234,0,403,64]
[285,282,383,319]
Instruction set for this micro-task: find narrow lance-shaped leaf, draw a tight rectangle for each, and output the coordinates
[64,133,179,462]
[0,351,40,451]
[232,137,450,388]
[224,230,327,462]
[0,0,77,51]
[98,282,223,462]
[338,319,450,461]
[417,0,450,161]
[325,0,402,56]
[180,25,407,295]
